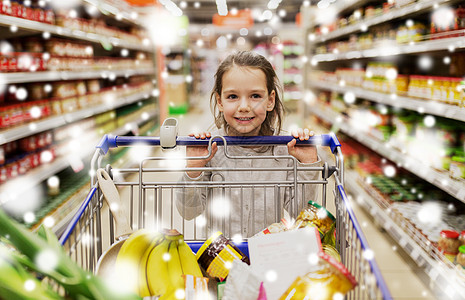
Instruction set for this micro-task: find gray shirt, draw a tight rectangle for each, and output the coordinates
[175,129,322,238]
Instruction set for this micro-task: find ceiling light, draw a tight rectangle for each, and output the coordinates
[262,10,273,20]
[216,0,228,16]
[239,28,249,36]
[159,0,183,16]
[267,0,282,10]
[264,27,273,35]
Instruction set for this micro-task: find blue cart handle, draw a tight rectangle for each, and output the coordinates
[96,133,341,155]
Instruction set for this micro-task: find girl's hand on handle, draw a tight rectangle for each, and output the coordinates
[186,132,218,178]
[287,128,318,164]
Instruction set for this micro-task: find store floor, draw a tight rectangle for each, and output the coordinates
[169,96,437,300]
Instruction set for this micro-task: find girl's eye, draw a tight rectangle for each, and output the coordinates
[227,94,238,100]
[251,94,262,99]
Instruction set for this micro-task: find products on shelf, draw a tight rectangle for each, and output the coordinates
[0,0,55,24]
[308,0,465,293]
[338,135,465,261]
[312,3,465,55]
[0,148,55,184]
[0,78,154,130]
[310,67,465,107]
[438,229,462,262]
[457,246,465,268]
[0,97,155,186]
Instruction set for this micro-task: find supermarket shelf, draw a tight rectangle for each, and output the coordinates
[84,0,144,27]
[311,0,457,43]
[311,35,465,61]
[310,0,369,26]
[0,90,152,145]
[345,169,465,300]
[309,80,465,122]
[309,104,465,203]
[0,14,152,52]
[2,68,155,84]
[0,110,158,205]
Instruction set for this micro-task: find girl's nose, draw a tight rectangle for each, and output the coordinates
[238,97,250,111]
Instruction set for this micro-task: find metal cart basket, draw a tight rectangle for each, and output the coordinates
[59,128,392,300]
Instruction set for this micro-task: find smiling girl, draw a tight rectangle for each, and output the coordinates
[175,51,321,237]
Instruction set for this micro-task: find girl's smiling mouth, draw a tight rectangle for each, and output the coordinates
[235,117,255,123]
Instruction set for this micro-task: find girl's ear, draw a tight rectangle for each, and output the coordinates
[267,90,276,111]
[216,92,224,111]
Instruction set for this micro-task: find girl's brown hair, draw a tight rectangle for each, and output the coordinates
[210,50,284,136]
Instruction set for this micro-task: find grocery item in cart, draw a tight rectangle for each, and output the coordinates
[222,259,262,300]
[279,252,357,300]
[255,202,337,249]
[254,212,293,236]
[292,201,336,238]
[145,231,208,298]
[322,244,341,262]
[196,231,250,280]
[114,229,163,296]
[95,169,134,279]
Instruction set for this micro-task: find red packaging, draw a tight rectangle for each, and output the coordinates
[1,1,11,15]
[44,131,53,146]
[18,155,31,175]
[0,107,10,128]
[44,9,54,24]
[36,132,45,148]
[19,135,36,152]
[6,161,19,179]
[18,3,28,19]
[42,100,51,118]
[10,104,24,126]
[22,104,32,123]
[25,6,34,20]
[0,145,4,165]
[0,165,7,183]
[33,8,44,23]
[0,56,9,72]
[30,152,40,168]
[8,55,18,72]
[10,2,21,18]
[39,147,55,164]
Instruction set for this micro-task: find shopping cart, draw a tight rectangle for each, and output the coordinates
[58,121,392,300]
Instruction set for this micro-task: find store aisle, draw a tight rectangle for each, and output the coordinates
[350,203,435,300]
[170,98,437,300]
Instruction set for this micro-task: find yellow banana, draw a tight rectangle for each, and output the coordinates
[114,229,162,295]
[158,287,178,300]
[177,239,203,278]
[166,236,185,294]
[146,237,172,297]
[137,233,164,297]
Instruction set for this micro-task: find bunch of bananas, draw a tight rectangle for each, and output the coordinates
[115,228,204,299]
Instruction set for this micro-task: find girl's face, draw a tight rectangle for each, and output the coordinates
[217,66,275,136]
